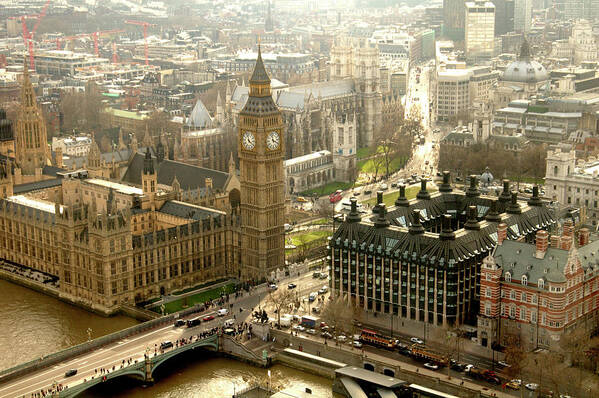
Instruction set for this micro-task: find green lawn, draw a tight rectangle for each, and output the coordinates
[356,147,374,159]
[363,185,437,207]
[290,230,332,246]
[309,218,330,226]
[357,155,408,175]
[150,282,237,314]
[299,181,355,197]
[171,278,228,296]
[508,176,545,185]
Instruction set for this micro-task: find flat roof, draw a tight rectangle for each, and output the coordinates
[409,384,460,398]
[6,195,57,214]
[104,107,148,120]
[335,366,406,388]
[86,178,143,196]
[284,150,332,167]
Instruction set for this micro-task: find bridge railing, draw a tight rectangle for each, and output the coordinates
[0,303,207,384]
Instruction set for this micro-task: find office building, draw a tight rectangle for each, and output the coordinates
[465,1,496,61]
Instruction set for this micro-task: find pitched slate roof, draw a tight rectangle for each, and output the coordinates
[187,99,213,129]
[121,151,230,191]
[13,178,62,194]
[159,200,223,221]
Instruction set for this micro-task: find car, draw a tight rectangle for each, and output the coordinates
[319,273,328,280]
[336,335,347,342]
[391,182,397,188]
[379,183,388,191]
[287,283,297,289]
[203,315,215,322]
[217,308,229,317]
[160,341,173,349]
[363,189,372,195]
[174,319,186,327]
[65,369,78,377]
[306,328,316,335]
[464,364,475,372]
[353,340,363,348]
[410,337,424,344]
[506,379,522,390]
[269,283,278,290]
[293,325,305,332]
[449,360,465,372]
[296,196,308,202]
[525,383,539,391]
[321,331,333,339]
[497,360,510,368]
[312,306,321,314]
[318,287,328,294]
[423,362,439,370]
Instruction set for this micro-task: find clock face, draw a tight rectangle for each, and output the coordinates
[242,131,255,150]
[266,131,280,150]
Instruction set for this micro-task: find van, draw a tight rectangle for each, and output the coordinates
[224,318,235,327]
[217,308,229,317]
[309,292,318,302]
[174,319,185,327]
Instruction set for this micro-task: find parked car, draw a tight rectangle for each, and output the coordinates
[269,284,278,290]
[506,379,522,390]
[380,183,388,191]
[312,306,321,314]
[318,286,328,294]
[423,362,439,370]
[306,328,316,335]
[293,325,305,332]
[296,196,308,202]
[287,283,297,289]
[203,315,215,321]
[353,340,363,348]
[497,360,511,368]
[449,360,465,372]
[410,337,424,344]
[363,189,372,195]
[391,182,398,188]
[525,383,539,391]
[336,335,347,342]
[65,369,78,377]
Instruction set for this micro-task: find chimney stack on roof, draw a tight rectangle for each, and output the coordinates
[497,223,508,245]
[417,179,431,200]
[499,179,511,203]
[373,191,384,214]
[409,209,425,235]
[579,227,590,247]
[395,184,409,207]
[439,171,452,193]
[466,175,480,198]
[563,219,574,238]
[550,234,560,248]
[535,230,549,259]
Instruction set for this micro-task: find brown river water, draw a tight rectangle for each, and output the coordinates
[0,280,333,397]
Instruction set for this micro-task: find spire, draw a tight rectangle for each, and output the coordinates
[228,152,236,175]
[88,133,101,169]
[21,56,36,109]
[156,131,165,163]
[143,147,154,175]
[143,124,153,148]
[250,44,271,85]
[118,127,127,151]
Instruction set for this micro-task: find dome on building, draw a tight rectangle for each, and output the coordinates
[503,40,548,83]
[480,167,494,185]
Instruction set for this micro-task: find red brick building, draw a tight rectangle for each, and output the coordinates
[478,221,599,351]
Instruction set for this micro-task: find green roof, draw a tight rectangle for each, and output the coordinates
[102,93,120,98]
[105,107,148,120]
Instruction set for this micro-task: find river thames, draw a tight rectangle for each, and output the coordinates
[0,280,334,397]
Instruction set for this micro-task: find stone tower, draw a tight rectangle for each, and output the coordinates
[0,109,14,158]
[15,60,49,175]
[141,148,157,202]
[238,45,285,281]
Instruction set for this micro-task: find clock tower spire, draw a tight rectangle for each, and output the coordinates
[238,44,285,281]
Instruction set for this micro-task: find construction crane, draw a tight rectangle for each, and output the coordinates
[59,29,124,57]
[20,0,51,70]
[125,20,156,66]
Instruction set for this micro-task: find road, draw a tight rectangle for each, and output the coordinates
[0,291,264,398]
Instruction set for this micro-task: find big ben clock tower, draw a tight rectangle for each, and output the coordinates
[239,45,285,281]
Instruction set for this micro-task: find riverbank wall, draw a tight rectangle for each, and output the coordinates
[269,329,503,398]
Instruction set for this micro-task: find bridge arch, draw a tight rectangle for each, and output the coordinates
[363,362,375,371]
[150,336,218,378]
[60,368,146,397]
[383,368,395,377]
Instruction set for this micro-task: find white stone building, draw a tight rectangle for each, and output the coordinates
[51,135,92,157]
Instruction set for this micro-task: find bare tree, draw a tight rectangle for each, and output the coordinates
[502,331,529,396]
[267,289,296,328]
[321,294,353,341]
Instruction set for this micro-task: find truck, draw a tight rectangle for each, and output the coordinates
[301,315,319,329]
[279,315,292,328]
[466,367,501,384]
[410,344,448,366]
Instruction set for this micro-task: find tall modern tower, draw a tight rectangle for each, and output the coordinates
[465,1,496,61]
[514,0,531,33]
[443,0,466,41]
[15,60,48,175]
[238,45,285,281]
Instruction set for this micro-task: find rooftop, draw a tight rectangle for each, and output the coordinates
[86,179,143,196]
[284,150,332,167]
[335,366,406,389]
[6,195,57,214]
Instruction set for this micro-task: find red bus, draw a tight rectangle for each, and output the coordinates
[360,329,395,349]
[329,190,343,203]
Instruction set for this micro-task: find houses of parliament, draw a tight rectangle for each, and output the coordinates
[0,54,285,315]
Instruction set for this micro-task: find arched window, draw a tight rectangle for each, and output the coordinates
[522,275,528,286]
[554,166,558,176]
[505,272,511,282]
[538,278,544,288]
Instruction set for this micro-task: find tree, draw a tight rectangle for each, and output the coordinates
[502,331,529,396]
[321,294,353,341]
[59,90,104,133]
[267,289,296,328]
[145,110,170,138]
